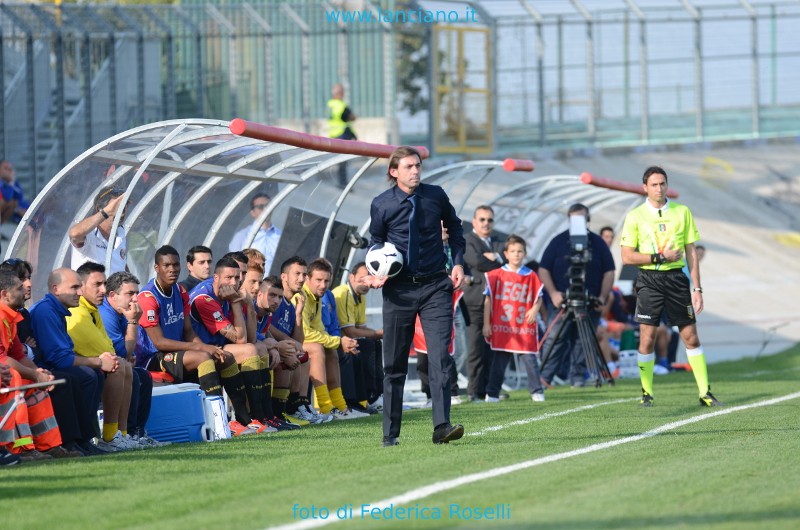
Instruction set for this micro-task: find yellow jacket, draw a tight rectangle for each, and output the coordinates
[66,296,115,357]
[298,284,341,350]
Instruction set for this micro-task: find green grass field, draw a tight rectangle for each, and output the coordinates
[5,347,800,530]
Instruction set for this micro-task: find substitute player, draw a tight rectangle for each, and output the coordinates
[620,166,722,407]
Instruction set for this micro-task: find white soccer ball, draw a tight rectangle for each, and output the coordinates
[366,242,404,278]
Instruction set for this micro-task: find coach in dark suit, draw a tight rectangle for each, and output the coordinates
[462,205,505,401]
[365,146,466,447]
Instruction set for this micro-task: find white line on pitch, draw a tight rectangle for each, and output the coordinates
[468,398,636,436]
[266,391,800,530]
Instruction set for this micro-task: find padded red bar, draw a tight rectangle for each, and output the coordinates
[580,172,679,198]
[229,118,430,159]
[502,158,535,172]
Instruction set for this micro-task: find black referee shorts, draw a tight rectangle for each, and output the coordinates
[634,269,696,327]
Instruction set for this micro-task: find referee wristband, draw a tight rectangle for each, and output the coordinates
[650,253,666,265]
[99,209,110,220]
[692,287,703,294]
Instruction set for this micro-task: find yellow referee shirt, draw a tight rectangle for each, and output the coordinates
[619,199,700,271]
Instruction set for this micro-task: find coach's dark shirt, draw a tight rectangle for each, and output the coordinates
[539,230,615,303]
[179,275,202,293]
[369,182,465,275]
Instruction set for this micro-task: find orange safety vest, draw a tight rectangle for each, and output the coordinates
[0,302,62,453]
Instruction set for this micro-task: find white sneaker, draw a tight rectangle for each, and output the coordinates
[368,395,384,412]
[532,392,546,402]
[451,395,462,405]
[344,407,370,418]
[135,434,171,448]
[305,404,334,423]
[485,396,501,403]
[293,404,324,425]
[330,407,359,420]
[122,434,143,450]
[96,431,131,452]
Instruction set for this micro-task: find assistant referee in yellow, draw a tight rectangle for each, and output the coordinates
[620,166,722,407]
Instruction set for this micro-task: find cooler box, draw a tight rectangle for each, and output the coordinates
[145,383,207,443]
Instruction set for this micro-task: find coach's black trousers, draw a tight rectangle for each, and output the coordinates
[382,274,454,439]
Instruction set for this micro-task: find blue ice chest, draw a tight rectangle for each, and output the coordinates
[145,383,206,443]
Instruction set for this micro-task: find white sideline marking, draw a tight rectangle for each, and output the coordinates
[266,391,800,530]
[740,365,800,378]
[468,398,636,436]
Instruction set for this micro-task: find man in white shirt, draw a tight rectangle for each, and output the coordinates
[69,186,128,274]
[229,193,282,275]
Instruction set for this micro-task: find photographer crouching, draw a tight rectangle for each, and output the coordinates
[539,204,616,387]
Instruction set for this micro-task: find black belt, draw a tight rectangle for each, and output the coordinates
[393,270,448,284]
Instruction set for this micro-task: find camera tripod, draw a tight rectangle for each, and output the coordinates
[540,299,614,387]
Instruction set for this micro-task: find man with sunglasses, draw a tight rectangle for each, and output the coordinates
[69,186,128,274]
[229,193,282,275]
[463,205,506,402]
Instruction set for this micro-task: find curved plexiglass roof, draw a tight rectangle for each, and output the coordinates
[6,118,654,300]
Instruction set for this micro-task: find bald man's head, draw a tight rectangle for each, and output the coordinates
[49,267,83,308]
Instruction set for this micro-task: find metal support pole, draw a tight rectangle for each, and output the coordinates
[25,34,38,190]
[82,34,93,147]
[749,13,760,136]
[557,16,564,123]
[624,11,630,119]
[0,22,5,162]
[682,0,704,140]
[625,0,648,142]
[537,21,545,146]
[640,19,649,142]
[55,31,67,169]
[243,3,274,124]
[280,4,311,133]
[571,0,595,138]
[109,33,118,133]
[694,14,703,140]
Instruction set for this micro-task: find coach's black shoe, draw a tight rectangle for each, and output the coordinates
[640,390,654,408]
[432,423,464,444]
[382,436,399,447]
[699,389,723,407]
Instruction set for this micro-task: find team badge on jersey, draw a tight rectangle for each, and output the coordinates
[147,309,156,322]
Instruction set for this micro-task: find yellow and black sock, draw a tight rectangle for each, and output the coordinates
[240,356,266,421]
[220,363,251,425]
[272,387,290,418]
[198,359,222,396]
[258,358,275,419]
